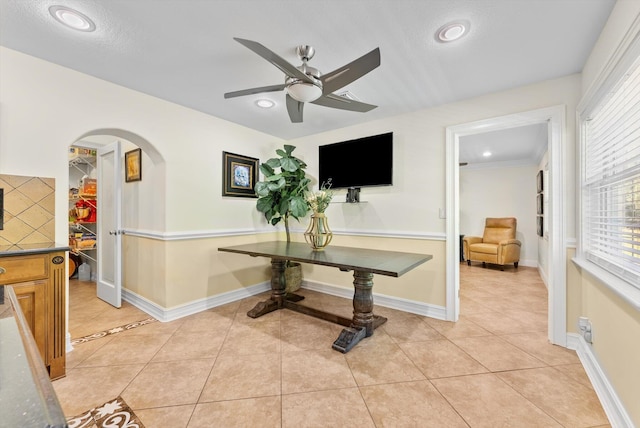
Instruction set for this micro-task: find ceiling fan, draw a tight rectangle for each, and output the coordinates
[224,38,381,123]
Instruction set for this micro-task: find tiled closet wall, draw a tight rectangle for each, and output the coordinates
[0,174,56,245]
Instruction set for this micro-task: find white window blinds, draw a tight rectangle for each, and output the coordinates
[584,57,640,287]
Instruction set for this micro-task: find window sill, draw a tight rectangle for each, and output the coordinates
[572,257,640,312]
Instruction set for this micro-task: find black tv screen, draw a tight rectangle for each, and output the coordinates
[319,132,393,189]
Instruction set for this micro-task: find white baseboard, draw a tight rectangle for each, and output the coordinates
[65,332,73,353]
[121,278,446,323]
[301,279,447,320]
[538,265,549,289]
[122,281,271,322]
[566,333,635,428]
[519,259,537,268]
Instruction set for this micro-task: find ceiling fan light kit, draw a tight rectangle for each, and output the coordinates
[225,38,381,123]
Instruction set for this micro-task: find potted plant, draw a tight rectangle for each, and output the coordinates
[255,144,311,291]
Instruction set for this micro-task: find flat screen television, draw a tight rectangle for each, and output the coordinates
[318,132,393,189]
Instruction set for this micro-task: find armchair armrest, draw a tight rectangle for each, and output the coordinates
[497,239,521,264]
[499,239,521,247]
[462,236,482,260]
[463,236,483,245]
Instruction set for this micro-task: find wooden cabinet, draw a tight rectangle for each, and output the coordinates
[0,250,66,380]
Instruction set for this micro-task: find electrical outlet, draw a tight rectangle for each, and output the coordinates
[578,316,593,343]
[439,208,446,219]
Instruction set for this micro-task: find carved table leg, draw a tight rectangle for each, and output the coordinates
[332,270,387,353]
[247,258,286,318]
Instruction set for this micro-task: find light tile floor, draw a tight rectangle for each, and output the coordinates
[53,265,611,427]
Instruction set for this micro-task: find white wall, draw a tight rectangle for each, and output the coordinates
[288,74,580,239]
[0,47,284,243]
[459,163,538,266]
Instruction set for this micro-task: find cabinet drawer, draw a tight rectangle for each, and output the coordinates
[0,254,49,284]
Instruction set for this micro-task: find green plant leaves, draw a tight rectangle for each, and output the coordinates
[254,144,310,240]
[289,196,308,219]
[256,195,273,212]
[280,157,299,172]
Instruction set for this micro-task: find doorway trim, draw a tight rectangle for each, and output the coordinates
[445,105,567,346]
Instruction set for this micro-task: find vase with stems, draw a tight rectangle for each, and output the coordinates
[304,181,334,250]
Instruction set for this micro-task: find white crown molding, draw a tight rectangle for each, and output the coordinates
[567,333,634,428]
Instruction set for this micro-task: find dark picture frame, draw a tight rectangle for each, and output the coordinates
[537,170,544,194]
[537,215,544,237]
[222,152,259,198]
[537,193,544,215]
[125,148,142,182]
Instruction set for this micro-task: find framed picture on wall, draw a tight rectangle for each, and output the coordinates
[537,169,544,193]
[125,148,142,182]
[537,193,543,215]
[537,215,543,237]
[222,151,258,198]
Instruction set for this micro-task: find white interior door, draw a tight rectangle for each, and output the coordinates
[97,140,122,307]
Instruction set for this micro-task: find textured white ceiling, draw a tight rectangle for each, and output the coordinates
[0,0,615,143]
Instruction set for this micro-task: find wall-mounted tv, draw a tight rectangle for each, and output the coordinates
[318,132,393,189]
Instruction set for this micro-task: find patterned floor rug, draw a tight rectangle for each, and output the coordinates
[67,396,145,428]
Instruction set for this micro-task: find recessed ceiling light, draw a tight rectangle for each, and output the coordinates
[255,99,275,109]
[436,21,469,43]
[482,151,492,157]
[49,6,96,32]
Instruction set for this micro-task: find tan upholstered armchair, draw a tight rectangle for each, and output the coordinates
[463,217,521,270]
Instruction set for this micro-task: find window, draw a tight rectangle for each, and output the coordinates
[582,56,640,288]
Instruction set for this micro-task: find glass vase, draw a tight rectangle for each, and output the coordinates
[304,212,333,250]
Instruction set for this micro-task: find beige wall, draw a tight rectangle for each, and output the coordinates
[572,1,640,424]
[581,268,640,424]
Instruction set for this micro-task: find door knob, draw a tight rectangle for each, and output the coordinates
[0,267,5,274]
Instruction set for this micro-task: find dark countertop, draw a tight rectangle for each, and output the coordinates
[0,242,70,257]
[0,288,68,427]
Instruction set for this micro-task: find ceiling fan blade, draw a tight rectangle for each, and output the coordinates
[320,48,380,94]
[224,84,285,99]
[311,93,377,113]
[233,38,313,83]
[286,94,304,123]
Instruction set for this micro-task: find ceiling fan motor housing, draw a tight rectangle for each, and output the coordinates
[286,63,323,102]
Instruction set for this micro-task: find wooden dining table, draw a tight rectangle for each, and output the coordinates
[218,241,432,353]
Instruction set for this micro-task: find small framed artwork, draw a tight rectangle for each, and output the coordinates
[125,148,142,182]
[537,215,544,237]
[222,152,258,198]
[537,193,544,215]
[537,170,544,194]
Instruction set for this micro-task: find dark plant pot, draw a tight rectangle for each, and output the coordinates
[285,262,302,293]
